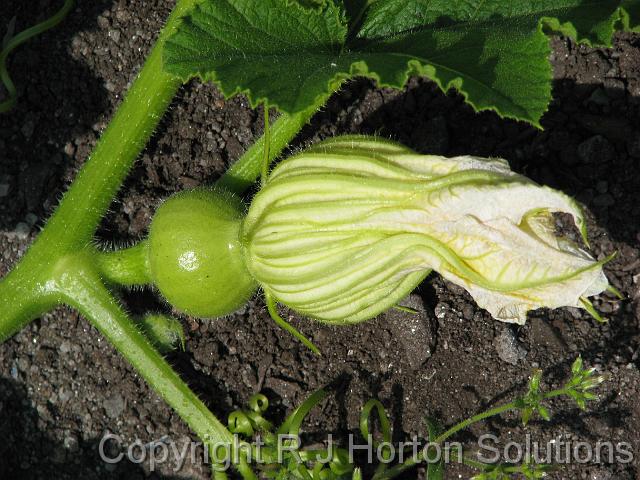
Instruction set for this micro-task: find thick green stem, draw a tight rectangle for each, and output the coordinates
[96,241,152,286]
[37,3,196,251]
[0,0,196,337]
[0,271,58,341]
[56,260,234,448]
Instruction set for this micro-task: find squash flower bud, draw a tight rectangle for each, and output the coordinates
[241,136,610,325]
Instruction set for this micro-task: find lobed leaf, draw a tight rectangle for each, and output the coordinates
[165,0,640,126]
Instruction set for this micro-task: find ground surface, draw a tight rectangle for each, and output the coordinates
[1,1,640,479]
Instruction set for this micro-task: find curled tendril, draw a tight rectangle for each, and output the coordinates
[229,390,354,479]
[228,410,255,437]
[359,399,393,477]
[1,0,74,113]
[249,393,269,413]
[228,394,275,436]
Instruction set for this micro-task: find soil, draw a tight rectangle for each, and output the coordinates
[1,1,640,479]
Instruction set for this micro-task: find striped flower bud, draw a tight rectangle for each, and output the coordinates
[241,136,610,325]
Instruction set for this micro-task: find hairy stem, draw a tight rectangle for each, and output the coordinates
[37,3,196,251]
[0,269,58,341]
[0,0,196,337]
[55,258,237,459]
[96,241,152,286]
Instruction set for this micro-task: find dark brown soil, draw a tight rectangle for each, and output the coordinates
[1,1,640,479]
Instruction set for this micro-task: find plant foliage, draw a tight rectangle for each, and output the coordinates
[164,0,640,126]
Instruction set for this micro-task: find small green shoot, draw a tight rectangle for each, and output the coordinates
[226,358,603,480]
[137,313,186,353]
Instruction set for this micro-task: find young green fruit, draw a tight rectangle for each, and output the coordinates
[242,135,609,325]
[148,188,256,318]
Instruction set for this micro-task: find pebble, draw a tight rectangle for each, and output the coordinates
[63,433,79,452]
[103,394,125,419]
[577,135,615,164]
[58,388,73,404]
[385,294,435,369]
[0,182,9,197]
[108,29,121,43]
[21,121,35,140]
[593,194,615,207]
[25,213,38,226]
[97,15,110,29]
[586,88,610,107]
[14,222,30,240]
[59,340,72,354]
[493,328,527,365]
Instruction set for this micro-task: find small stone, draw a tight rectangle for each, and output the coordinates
[14,222,30,240]
[25,213,38,226]
[63,142,75,157]
[586,88,610,107]
[595,181,608,194]
[63,433,79,452]
[21,121,35,140]
[577,135,614,164]
[386,294,435,370]
[493,328,527,365]
[59,340,72,354]
[58,388,72,404]
[593,194,615,208]
[103,394,125,419]
[97,15,110,29]
[0,183,9,197]
[461,303,475,320]
[108,29,121,43]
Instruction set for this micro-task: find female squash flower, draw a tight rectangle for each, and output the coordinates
[241,136,610,325]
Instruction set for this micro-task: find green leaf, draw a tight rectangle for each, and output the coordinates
[165,0,640,127]
[571,356,584,376]
[425,417,445,480]
[164,0,348,113]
